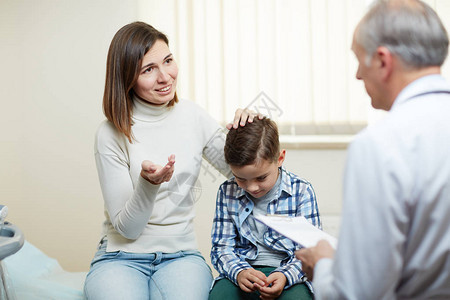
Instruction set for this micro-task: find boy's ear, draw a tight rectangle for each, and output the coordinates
[277,149,286,167]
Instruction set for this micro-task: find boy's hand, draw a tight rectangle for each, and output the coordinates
[237,268,268,293]
[254,272,286,300]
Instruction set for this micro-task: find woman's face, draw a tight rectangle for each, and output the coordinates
[134,39,178,105]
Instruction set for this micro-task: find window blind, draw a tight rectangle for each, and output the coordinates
[138,0,450,137]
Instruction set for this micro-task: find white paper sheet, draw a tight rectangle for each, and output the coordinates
[255,214,338,249]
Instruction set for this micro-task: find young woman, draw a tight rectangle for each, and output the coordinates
[84,21,256,300]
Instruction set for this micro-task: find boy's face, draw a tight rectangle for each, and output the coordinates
[230,150,285,199]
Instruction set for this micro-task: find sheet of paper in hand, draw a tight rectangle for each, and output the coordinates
[254,214,338,249]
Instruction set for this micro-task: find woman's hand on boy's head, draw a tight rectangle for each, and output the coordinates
[254,272,286,300]
[140,154,175,185]
[226,108,264,130]
[237,268,268,293]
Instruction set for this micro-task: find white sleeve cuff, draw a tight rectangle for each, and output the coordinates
[313,258,336,300]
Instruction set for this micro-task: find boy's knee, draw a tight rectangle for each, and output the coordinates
[209,278,241,300]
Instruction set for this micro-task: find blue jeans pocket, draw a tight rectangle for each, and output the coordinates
[90,238,121,267]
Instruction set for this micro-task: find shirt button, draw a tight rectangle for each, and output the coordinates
[245,208,249,212]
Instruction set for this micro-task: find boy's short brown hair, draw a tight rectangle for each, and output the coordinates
[224,117,280,166]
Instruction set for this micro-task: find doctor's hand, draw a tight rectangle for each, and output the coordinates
[226,108,264,130]
[254,272,286,300]
[237,268,268,293]
[295,240,334,281]
[140,154,175,185]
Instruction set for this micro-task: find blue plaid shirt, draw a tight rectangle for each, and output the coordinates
[210,166,321,290]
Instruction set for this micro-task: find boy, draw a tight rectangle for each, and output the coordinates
[209,117,321,300]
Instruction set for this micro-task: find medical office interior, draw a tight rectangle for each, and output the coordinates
[1,0,449,298]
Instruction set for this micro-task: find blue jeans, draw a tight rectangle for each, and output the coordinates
[84,238,213,300]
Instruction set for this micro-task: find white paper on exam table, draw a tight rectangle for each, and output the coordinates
[255,214,338,249]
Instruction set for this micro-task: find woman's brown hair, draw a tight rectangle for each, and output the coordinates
[103,22,178,142]
[224,117,280,166]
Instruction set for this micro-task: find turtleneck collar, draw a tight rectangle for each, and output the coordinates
[132,96,172,122]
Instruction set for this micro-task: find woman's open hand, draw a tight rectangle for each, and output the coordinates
[140,154,175,185]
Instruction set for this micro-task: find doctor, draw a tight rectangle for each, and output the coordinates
[296,0,450,299]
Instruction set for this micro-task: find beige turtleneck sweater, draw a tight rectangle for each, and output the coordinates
[94,98,231,253]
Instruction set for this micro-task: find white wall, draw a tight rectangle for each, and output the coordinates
[0,0,139,272]
[2,0,344,272]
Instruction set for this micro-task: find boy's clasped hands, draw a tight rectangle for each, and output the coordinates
[237,269,287,300]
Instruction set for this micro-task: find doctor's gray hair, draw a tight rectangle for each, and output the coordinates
[355,0,448,68]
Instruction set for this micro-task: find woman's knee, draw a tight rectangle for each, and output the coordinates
[150,253,213,300]
[84,263,148,300]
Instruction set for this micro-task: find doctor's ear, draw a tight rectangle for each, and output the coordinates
[375,46,394,81]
